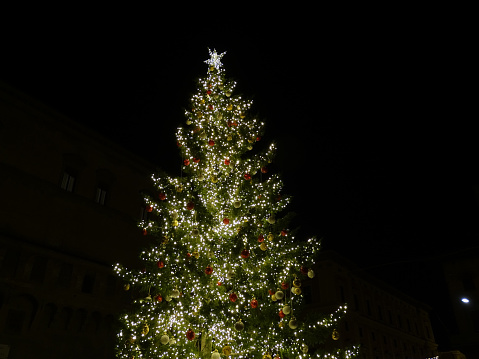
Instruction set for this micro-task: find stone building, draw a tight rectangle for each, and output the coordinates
[0,81,155,359]
[306,250,439,359]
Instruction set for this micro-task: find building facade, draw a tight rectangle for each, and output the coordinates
[0,82,156,358]
[306,251,439,359]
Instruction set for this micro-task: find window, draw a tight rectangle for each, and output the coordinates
[60,171,76,192]
[30,256,47,284]
[95,187,107,205]
[81,273,95,294]
[56,262,73,289]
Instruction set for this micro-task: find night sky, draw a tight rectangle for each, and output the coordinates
[2,13,477,341]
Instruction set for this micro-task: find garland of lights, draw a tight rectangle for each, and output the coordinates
[114,49,359,359]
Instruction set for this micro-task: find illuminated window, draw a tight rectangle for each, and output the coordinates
[60,171,75,192]
[95,187,107,205]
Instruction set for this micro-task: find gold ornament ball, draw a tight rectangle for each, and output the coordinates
[141,323,149,335]
[292,287,302,295]
[282,305,291,315]
[271,294,278,302]
[234,319,244,331]
[289,317,298,329]
[308,269,315,278]
[222,345,232,355]
[233,200,241,208]
[332,329,340,340]
[123,283,130,291]
[263,353,272,359]
[211,350,221,359]
[160,333,169,345]
[274,290,284,300]
[172,220,179,227]
[293,278,302,288]
[260,242,267,251]
[211,175,218,183]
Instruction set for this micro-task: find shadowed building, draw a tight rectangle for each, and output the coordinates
[306,250,439,358]
[0,81,155,358]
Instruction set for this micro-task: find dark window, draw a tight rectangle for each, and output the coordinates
[105,275,117,296]
[57,263,73,288]
[30,256,47,283]
[0,249,20,278]
[353,294,360,311]
[81,273,95,294]
[378,305,383,320]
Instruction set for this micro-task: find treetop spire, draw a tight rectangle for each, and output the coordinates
[204,48,226,70]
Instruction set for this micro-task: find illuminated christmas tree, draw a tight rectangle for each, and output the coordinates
[114,49,359,359]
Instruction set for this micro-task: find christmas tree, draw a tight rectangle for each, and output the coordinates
[114,49,359,359]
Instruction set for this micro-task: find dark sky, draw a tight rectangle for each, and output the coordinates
[2,14,477,320]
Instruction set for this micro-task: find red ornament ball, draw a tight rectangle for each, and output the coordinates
[241,249,250,259]
[206,90,212,95]
[300,266,309,275]
[186,201,195,210]
[258,234,264,242]
[261,166,268,174]
[281,229,288,237]
[186,329,195,341]
[224,158,231,165]
[159,193,166,201]
[156,294,163,302]
[208,140,215,146]
[250,299,258,308]
[229,292,238,302]
[157,260,165,268]
[205,265,213,275]
[142,228,148,236]
[281,282,289,290]
[223,218,230,225]
[183,159,190,166]
[193,157,200,163]
[244,173,251,180]
[279,310,285,318]
[146,205,153,213]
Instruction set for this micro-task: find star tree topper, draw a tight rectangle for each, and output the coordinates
[204,48,226,70]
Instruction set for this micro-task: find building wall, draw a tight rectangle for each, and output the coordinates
[307,251,439,359]
[442,249,479,358]
[0,82,156,358]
